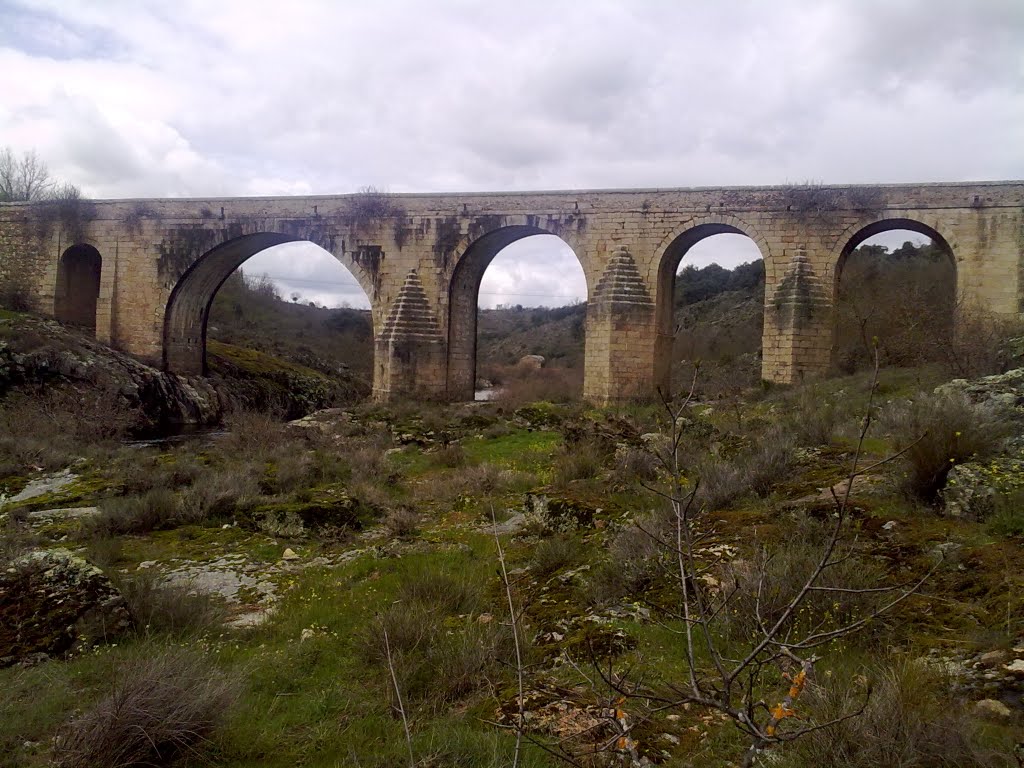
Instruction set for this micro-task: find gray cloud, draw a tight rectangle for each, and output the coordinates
[1,0,1021,305]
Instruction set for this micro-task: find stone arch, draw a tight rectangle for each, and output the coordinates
[827,217,958,371]
[652,216,772,391]
[163,232,375,375]
[54,243,102,334]
[826,216,957,294]
[446,223,588,400]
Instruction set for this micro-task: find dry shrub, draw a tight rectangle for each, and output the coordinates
[433,442,466,468]
[717,521,891,644]
[552,440,606,485]
[397,563,481,615]
[52,646,238,768]
[359,563,507,708]
[531,534,585,577]
[114,570,227,637]
[588,513,668,604]
[118,453,206,495]
[778,660,1008,768]
[460,462,505,495]
[694,458,749,511]
[363,606,511,707]
[695,428,794,510]
[742,430,795,497]
[383,507,419,539]
[834,244,955,373]
[611,445,659,484]
[0,387,135,474]
[781,390,847,447]
[884,392,1011,503]
[342,430,395,482]
[489,364,582,407]
[0,516,39,567]
[84,489,183,536]
[218,409,287,460]
[179,468,258,520]
[945,305,1024,378]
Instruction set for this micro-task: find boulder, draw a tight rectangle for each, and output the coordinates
[974,698,1012,719]
[0,549,131,667]
[941,444,1024,520]
[935,368,1024,412]
[518,355,546,369]
[236,486,375,538]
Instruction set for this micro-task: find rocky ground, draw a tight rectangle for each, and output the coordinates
[0,310,367,433]
[2,358,1024,766]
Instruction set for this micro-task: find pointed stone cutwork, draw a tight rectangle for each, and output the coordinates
[380,269,441,342]
[592,246,654,308]
[771,246,829,328]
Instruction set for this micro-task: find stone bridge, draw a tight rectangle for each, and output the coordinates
[0,181,1021,402]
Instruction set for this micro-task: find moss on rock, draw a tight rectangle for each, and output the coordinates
[236,484,377,538]
[0,549,132,666]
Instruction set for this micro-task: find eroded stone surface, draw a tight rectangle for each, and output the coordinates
[1,469,77,507]
[4,182,1020,403]
[26,506,100,523]
[0,549,131,666]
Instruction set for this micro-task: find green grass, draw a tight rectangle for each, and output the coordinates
[388,428,561,479]
[463,429,562,471]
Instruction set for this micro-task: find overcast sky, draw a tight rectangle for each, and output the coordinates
[2,0,1021,308]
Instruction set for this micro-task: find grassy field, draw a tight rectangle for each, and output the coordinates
[2,363,1023,767]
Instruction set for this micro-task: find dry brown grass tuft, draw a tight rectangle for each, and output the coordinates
[52,646,238,768]
[778,660,1009,768]
[383,507,420,539]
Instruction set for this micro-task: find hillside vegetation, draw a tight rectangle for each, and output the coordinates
[2,245,1024,767]
[3,360,1024,766]
[208,271,374,384]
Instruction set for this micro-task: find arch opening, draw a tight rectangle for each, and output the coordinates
[657,224,766,395]
[833,219,956,374]
[55,244,101,334]
[448,228,587,402]
[164,235,374,395]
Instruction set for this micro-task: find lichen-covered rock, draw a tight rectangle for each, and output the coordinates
[0,549,132,667]
[286,408,351,432]
[935,368,1024,413]
[236,486,375,538]
[523,493,598,534]
[942,442,1024,520]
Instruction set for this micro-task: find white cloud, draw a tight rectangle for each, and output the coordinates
[1,0,1021,305]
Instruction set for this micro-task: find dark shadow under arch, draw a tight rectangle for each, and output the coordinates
[446,225,587,400]
[654,223,766,392]
[55,244,102,334]
[163,232,372,375]
[833,218,957,372]
[834,217,956,291]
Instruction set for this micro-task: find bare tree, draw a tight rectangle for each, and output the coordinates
[582,355,934,767]
[0,147,55,202]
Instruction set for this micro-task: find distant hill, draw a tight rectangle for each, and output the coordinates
[208,272,373,386]
[206,242,956,400]
[476,303,586,369]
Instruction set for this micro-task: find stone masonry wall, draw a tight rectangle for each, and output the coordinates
[0,182,1021,402]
